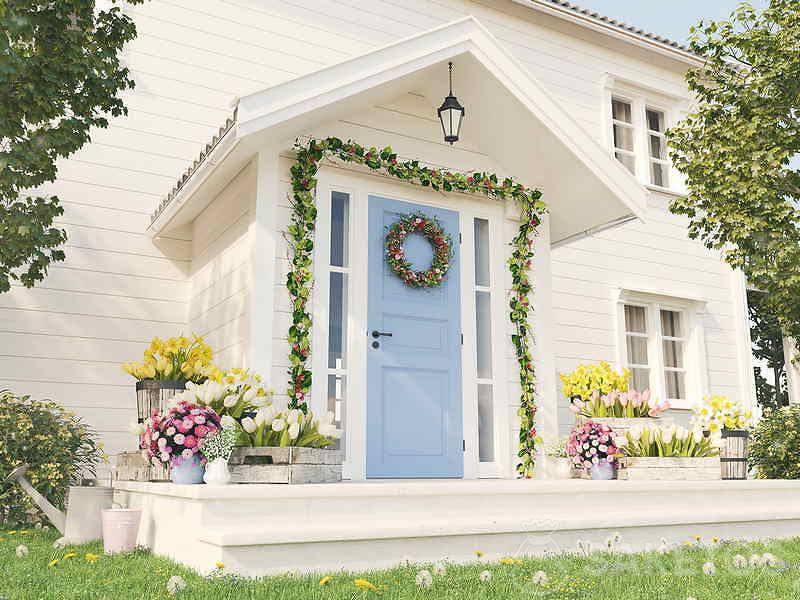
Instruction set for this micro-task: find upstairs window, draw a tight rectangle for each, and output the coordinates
[646,108,670,188]
[612,98,636,175]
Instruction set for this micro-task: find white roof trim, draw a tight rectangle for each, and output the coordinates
[235,16,647,224]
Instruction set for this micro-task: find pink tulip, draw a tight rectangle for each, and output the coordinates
[642,389,651,405]
[619,393,628,407]
[630,390,642,408]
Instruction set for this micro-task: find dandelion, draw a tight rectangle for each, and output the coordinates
[499,557,522,565]
[15,545,28,558]
[34,523,42,530]
[474,550,484,558]
[613,532,622,544]
[762,552,778,567]
[415,570,433,588]
[319,575,333,586]
[8,530,16,535]
[749,554,763,567]
[0,538,4,542]
[166,575,187,596]
[215,562,225,570]
[48,559,59,567]
[354,578,379,592]
[532,570,549,585]
[732,554,747,569]
[433,562,447,576]
[702,561,716,576]
[42,525,49,532]
[85,553,100,564]
[63,552,77,560]
[479,570,492,583]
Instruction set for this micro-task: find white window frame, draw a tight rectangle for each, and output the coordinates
[602,75,683,193]
[615,290,709,410]
[611,95,637,175]
[645,106,670,188]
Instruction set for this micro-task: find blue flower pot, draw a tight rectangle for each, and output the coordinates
[170,454,205,484]
[590,461,616,480]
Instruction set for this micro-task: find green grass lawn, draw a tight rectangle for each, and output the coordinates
[1,529,799,599]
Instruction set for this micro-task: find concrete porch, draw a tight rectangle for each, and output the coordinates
[113,479,800,577]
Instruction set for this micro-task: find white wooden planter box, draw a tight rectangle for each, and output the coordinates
[229,447,343,484]
[618,457,721,481]
[577,416,672,438]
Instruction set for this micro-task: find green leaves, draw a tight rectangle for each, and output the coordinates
[668,0,800,349]
[0,0,146,293]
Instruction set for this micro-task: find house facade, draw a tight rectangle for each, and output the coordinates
[2,0,757,480]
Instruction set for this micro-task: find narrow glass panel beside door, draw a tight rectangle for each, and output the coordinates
[474,218,495,465]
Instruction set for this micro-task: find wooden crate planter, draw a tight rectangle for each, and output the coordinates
[229,447,343,484]
[617,457,721,481]
[577,416,672,438]
[113,452,169,482]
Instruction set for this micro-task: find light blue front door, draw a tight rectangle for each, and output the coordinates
[367,195,463,478]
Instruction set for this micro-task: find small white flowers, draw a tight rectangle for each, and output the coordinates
[702,561,716,576]
[479,570,492,583]
[53,537,66,549]
[762,552,778,567]
[166,575,187,596]
[531,570,548,585]
[415,569,433,588]
[15,544,28,558]
[577,539,593,556]
[749,554,763,567]
[658,537,669,554]
[733,554,748,568]
[433,561,447,576]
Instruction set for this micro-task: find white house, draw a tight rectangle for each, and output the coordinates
[3,0,758,483]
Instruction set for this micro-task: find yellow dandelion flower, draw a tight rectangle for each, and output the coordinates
[354,578,379,592]
[0,537,5,542]
[215,562,225,569]
[499,557,523,565]
[694,535,702,542]
[474,550,484,558]
[20,530,30,535]
[8,530,16,535]
[319,575,333,586]
[63,552,77,560]
[85,553,100,563]
[48,559,59,567]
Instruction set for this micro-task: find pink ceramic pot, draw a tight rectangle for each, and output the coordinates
[101,508,142,554]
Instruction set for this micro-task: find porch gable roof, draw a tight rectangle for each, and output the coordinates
[148,16,649,244]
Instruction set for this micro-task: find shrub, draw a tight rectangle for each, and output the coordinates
[749,405,800,479]
[0,390,106,526]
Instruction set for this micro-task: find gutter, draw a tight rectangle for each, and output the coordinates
[551,213,639,248]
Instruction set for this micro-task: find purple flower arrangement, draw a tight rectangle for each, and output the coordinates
[140,400,222,467]
[567,420,619,471]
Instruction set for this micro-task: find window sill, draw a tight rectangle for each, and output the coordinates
[645,184,686,199]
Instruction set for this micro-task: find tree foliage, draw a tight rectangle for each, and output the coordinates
[0,0,144,293]
[748,289,789,409]
[668,0,800,349]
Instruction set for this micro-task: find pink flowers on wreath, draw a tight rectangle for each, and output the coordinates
[567,420,620,471]
[139,400,222,468]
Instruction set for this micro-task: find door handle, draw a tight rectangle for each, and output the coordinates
[371,330,393,338]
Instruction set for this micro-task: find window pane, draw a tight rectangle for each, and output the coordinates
[626,335,648,365]
[330,191,349,267]
[478,383,494,462]
[631,368,650,392]
[327,374,346,453]
[665,370,686,399]
[650,162,669,187]
[476,291,493,379]
[327,272,348,369]
[646,109,664,132]
[624,305,647,334]
[474,218,490,287]
[612,98,632,123]
[615,152,636,174]
[660,310,682,337]
[649,134,666,160]
[613,124,634,151]
[663,340,684,368]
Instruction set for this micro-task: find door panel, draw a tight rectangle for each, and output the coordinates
[366,195,463,478]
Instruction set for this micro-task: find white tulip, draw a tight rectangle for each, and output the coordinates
[272,418,286,432]
[241,417,257,433]
[692,428,704,443]
[675,426,689,441]
[286,409,301,424]
[288,422,300,439]
[220,415,236,429]
[318,423,342,439]
[255,406,275,426]
[223,393,239,408]
[243,388,258,403]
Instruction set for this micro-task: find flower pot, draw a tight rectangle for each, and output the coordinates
[543,457,573,479]
[170,454,205,484]
[229,447,343,484]
[203,457,231,486]
[617,456,721,481]
[590,461,616,480]
[101,508,141,554]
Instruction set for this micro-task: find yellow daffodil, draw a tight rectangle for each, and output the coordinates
[48,559,59,567]
[85,553,100,563]
[354,578,379,592]
[319,575,333,586]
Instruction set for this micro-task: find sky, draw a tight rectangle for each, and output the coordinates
[569,0,770,43]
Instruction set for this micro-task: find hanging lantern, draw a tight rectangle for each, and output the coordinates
[438,62,465,145]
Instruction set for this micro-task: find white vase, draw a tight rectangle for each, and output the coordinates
[203,458,231,485]
[543,457,573,479]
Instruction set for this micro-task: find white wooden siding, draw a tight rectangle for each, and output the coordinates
[0,0,749,465]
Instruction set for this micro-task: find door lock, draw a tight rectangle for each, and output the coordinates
[371,330,393,339]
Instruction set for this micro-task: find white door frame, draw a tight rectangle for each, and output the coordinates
[313,166,508,480]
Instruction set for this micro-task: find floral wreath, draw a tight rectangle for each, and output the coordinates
[385,212,453,288]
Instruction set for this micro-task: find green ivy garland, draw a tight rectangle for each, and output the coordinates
[286,137,546,476]
[385,212,453,289]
